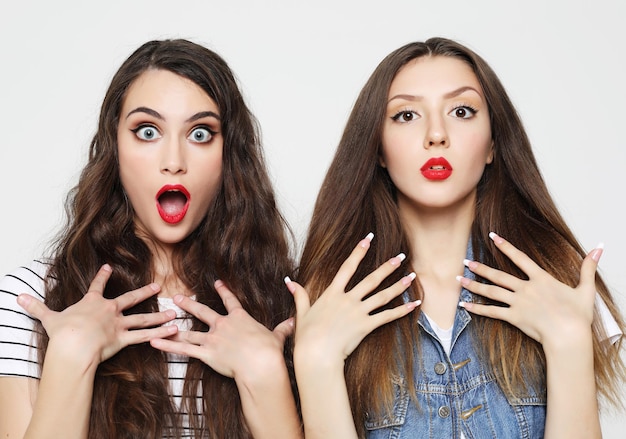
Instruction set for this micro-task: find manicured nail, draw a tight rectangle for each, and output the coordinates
[360,232,374,248]
[402,272,417,286]
[149,283,160,292]
[390,253,406,266]
[489,232,504,244]
[458,301,468,308]
[407,299,422,310]
[214,279,224,288]
[456,275,470,286]
[173,294,184,304]
[463,259,477,270]
[284,276,296,294]
[591,243,604,262]
[102,264,112,272]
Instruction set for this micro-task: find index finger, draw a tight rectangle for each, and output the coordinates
[489,232,541,277]
[330,233,374,290]
[85,264,114,296]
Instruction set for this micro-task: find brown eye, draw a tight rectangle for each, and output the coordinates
[392,110,418,123]
[450,105,477,119]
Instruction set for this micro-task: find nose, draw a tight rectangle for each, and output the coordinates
[423,115,448,149]
[160,137,187,175]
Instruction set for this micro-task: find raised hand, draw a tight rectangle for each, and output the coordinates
[458,232,600,346]
[287,233,420,365]
[150,280,292,380]
[16,264,178,366]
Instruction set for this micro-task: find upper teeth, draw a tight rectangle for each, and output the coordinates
[431,165,445,170]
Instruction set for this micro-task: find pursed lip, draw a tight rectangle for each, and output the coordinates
[155,184,191,224]
[420,157,453,180]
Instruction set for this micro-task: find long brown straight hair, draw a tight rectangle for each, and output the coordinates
[37,39,296,438]
[297,37,625,437]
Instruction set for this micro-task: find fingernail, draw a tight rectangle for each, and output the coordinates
[390,253,406,266]
[173,294,184,304]
[167,325,178,333]
[214,279,224,288]
[489,232,504,244]
[402,272,416,286]
[102,264,112,272]
[284,277,296,294]
[360,233,374,248]
[407,299,422,310]
[591,244,604,262]
[17,295,30,307]
[149,283,160,292]
[458,301,467,308]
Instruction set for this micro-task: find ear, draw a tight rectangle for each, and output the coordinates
[486,139,495,164]
[378,154,387,168]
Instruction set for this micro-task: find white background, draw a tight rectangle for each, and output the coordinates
[1,0,624,434]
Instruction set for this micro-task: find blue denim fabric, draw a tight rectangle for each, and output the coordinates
[364,245,546,439]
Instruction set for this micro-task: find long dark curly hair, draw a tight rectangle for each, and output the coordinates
[38,39,295,438]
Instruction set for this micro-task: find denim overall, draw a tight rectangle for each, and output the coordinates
[364,245,547,439]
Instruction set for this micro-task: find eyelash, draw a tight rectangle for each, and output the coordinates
[391,109,418,122]
[452,104,478,117]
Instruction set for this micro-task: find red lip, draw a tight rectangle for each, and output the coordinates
[420,157,453,180]
[155,184,191,224]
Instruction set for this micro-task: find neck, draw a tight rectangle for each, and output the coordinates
[148,242,190,299]
[398,194,475,328]
[399,197,474,275]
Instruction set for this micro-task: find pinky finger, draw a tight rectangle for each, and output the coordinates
[459,301,509,322]
[150,337,207,360]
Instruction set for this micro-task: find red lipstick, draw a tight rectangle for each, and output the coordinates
[156,184,190,224]
[420,157,453,180]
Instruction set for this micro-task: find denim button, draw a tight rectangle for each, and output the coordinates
[434,362,447,375]
[438,406,451,418]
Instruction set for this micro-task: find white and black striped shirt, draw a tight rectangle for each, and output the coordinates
[0,260,204,437]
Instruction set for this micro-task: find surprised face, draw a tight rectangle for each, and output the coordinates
[117,69,223,249]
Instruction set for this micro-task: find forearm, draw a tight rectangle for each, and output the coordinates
[24,340,97,439]
[543,330,600,439]
[236,355,302,439]
[295,353,358,439]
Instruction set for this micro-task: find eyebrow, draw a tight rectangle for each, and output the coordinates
[387,86,482,104]
[125,107,221,122]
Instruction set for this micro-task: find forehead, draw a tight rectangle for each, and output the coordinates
[122,69,219,113]
[389,56,483,97]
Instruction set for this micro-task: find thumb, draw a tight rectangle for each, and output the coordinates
[284,277,311,317]
[272,317,295,344]
[17,294,50,321]
[578,243,603,291]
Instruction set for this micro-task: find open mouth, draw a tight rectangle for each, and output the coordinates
[156,185,190,224]
[420,157,453,180]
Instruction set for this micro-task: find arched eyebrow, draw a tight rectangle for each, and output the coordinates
[124,107,221,122]
[125,106,162,120]
[186,111,221,123]
[387,86,483,103]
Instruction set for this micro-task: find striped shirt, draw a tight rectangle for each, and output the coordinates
[0,260,204,437]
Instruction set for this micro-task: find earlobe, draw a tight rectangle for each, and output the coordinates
[378,155,387,168]
[486,140,495,164]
